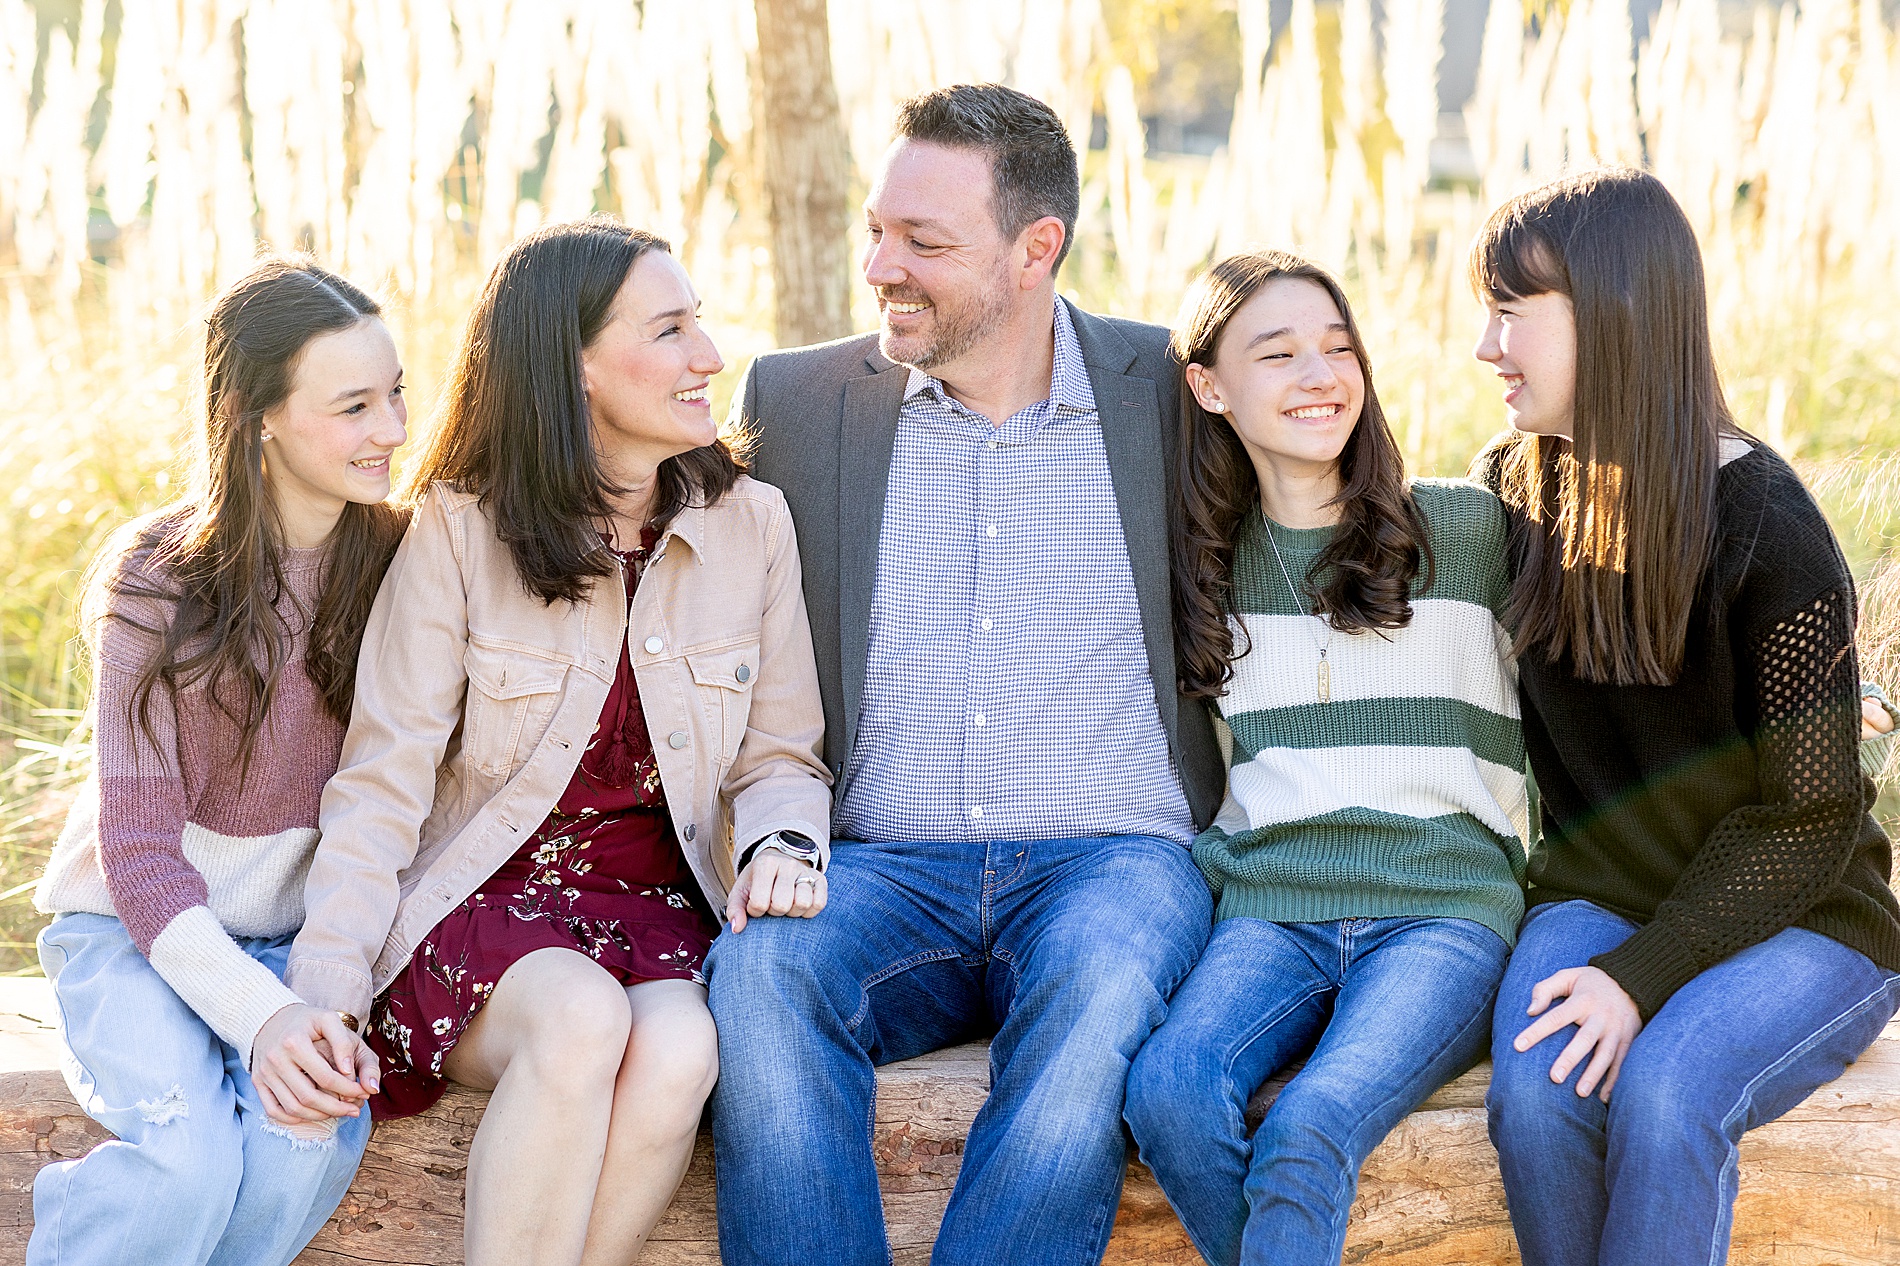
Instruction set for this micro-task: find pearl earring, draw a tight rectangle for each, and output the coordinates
[260,431,273,441]
[1209,402,1226,413]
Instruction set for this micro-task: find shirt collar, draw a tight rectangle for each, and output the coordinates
[902,298,1094,414]
[653,500,705,564]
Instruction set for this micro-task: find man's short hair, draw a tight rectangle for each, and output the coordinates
[894,84,1080,272]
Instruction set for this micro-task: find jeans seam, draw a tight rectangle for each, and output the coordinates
[1230,983,1334,1081]
[1352,988,1489,1175]
[862,1067,896,1266]
[978,842,1029,954]
[980,843,996,954]
[1078,1167,1118,1264]
[990,946,1021,1019]
[1701,975,1900,1266]
[858,950,965,1003]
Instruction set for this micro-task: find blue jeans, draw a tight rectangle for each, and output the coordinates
[705,834,1211,1266]
[1126,916,1509,1266]
[1487,900,1900,1266]
[29,913,371,1266]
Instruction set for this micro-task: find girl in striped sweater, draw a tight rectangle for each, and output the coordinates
[1124,251,1527,1266]
[30,258,404,1266]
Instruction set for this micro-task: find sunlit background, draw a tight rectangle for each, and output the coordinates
[2,0,1897,970]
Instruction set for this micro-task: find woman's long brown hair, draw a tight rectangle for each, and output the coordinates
[403,217,745,605]
[1471,167,1740,686]
[88,257,410,766]
[1173,250,1432,700]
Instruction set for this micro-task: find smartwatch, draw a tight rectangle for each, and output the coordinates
[740,830,822,873]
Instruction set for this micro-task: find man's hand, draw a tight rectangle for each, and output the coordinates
[1863,694,1895,741]
[726,850,827,932]
[251,1003,380,1126]
[1512,965,1643,1102]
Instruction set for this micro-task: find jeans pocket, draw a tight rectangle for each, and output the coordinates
[37,927,69,980]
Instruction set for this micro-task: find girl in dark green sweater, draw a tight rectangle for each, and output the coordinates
[1473,167,1900,1266]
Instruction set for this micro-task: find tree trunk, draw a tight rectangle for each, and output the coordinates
[754,0,854,348]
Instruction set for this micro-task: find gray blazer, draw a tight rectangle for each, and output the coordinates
[734,303,1224,832]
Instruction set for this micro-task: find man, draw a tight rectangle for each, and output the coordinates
[707,83,1223,1266]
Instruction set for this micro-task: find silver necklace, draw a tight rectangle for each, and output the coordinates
[1262,511,1335,704]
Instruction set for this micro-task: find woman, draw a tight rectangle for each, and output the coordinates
[1124,250,1528,1266]
[284,218,832,1266]
[1471,168,1900,1266]
[31,258,403,1265]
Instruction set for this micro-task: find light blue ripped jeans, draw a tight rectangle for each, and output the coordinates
[29,913,370,1266]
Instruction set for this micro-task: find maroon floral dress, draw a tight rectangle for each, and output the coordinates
[367,531,716,1118]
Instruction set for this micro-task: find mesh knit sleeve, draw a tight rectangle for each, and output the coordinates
[1591,590,1870,1017]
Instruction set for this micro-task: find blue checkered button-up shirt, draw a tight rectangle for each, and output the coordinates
[833,300,1196,846]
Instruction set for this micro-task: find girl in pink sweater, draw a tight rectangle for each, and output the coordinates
[31,257,405,1266]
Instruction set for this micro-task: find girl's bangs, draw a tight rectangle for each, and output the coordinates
[1471,211,1566,302]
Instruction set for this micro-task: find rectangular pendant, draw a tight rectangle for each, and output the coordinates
[1318,659,1332,704]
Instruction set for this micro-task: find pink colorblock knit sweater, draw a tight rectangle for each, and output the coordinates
[38,544,344,1065]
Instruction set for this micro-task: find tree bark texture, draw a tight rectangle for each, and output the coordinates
[754,0,854,348]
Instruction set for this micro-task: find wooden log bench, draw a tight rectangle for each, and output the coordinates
[2,977,1895,1264]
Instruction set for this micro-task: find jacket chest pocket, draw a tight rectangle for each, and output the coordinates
[686,642,759,765]
[464,643,569,779]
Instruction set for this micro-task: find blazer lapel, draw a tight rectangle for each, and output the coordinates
[1073,310,1182,744]
[838,358,909,753]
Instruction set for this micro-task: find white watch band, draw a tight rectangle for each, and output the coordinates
[744,832,822,872]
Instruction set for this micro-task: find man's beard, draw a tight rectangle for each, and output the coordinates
[877,269,1015,372]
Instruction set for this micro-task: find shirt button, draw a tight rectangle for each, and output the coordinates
[644,636,664,654]
[981,617,994,632]
[985,524,998,538]
[986,441,999,451]
[668,732,688,749]
[974,713,986,727]
[969,806,984,820]
[685,823,696,842]
[736,664,751,683]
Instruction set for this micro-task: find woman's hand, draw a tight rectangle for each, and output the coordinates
[1512,965,1643,1102]
[1864,694,1895,741]
[251,1003,380,1126]
[726,851,827,932]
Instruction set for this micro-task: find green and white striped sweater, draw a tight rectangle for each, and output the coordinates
[1194,479,1529,945]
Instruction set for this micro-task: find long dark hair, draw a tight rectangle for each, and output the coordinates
[88,257,409,765]
[404,217,746,605]
[1471,168,1740,686]
[1173,250,1433,700]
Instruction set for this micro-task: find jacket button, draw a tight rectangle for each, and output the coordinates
[668,732,688,749]
[736,664,751,683]
[644,636,664,654]
[685,823,696,842]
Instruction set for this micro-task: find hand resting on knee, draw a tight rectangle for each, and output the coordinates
[726,851,828,932]
[1512,966,1643,1102]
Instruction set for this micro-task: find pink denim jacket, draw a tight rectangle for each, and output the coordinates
[285,477,831,1021]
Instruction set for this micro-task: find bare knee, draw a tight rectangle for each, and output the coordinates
[462,951,633,1094]
[617,989,719,1131]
